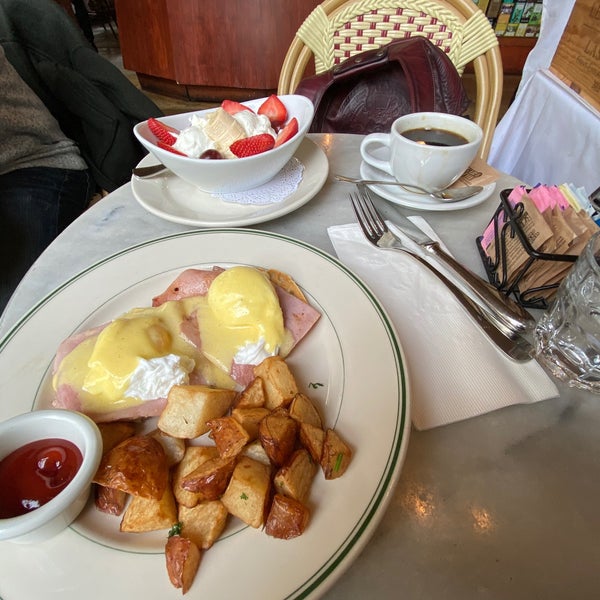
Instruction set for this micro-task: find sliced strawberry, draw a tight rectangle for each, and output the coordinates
[258,94,287,129]
[274,117,299,148]
[230,133,275,158]
[157,140,186,156]
[221,99,253,115]
[148,117,179,146]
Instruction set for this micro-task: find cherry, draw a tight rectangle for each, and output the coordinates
[200,149,223,160]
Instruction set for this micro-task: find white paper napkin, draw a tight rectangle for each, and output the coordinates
[328,219,559,430]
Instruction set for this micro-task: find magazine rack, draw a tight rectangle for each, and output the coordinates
[475,188,578,310]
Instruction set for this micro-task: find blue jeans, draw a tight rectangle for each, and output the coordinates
[0,167,93,315]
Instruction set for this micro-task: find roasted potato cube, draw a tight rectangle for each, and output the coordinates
[148,428,186,466]
[120,485,178,533]
[178,500,228,550]
[259,410,297,466]
[95,484,127,516]
[93,435,168,500]
[298,422,325,463]
[265,494,310,539]
[253,356,298,410]
[97,421,136,454]
[242,439,272,466]
[173,446,220,508]
[158,385,236,439]
[165,535,202,595]
[273,448,317,503]
[234,376,266,408]
[207,416,250,459]
[221,456,271,528]
[180,455,236,500]
[231,407,270,441]
[289,393,323,428]
[320,429,352,480]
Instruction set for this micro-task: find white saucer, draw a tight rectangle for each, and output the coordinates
[360,160,495,212]
[132,137,328,227]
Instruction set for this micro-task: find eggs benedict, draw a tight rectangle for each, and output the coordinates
[52,266,320,422]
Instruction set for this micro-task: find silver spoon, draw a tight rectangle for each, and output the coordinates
[334,174,483,202]
[132,163,169,178]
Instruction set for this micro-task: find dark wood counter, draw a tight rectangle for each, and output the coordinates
[115,0,319,101]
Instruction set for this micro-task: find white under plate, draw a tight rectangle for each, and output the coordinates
[360,159,495,212]
[0,229,410,600]
[132,138,328,227]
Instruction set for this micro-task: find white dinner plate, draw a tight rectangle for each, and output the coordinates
[0,229,410,600]
[131,138,328,227]
[360,157,495,212]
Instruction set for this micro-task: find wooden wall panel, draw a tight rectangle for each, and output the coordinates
[116,0,318,94]
[115,0,175,80]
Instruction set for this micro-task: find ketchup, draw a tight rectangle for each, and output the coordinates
[0,438,83,519]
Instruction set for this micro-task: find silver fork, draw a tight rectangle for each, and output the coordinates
[349,188,534,362]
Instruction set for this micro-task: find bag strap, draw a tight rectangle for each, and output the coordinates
[387,37,436,112]
[295,40,408,112]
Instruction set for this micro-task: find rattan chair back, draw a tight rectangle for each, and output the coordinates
[278,0,502,159]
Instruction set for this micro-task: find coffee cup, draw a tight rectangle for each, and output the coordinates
[360,112,483,193]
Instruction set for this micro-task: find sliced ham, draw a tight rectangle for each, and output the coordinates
[152,267,225,306]
[275,286,321,348]
[53,388,167,423]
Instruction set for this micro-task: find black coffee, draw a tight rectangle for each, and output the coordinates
[401,127,468,147]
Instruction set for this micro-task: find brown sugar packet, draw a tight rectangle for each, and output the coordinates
[518,208,597,296]
[452,156,500,189]
[518,206,579,291]
[485,194,554,287]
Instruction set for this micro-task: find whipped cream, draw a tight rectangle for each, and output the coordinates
[172,123,217,158]
[172,108,276,159]
[234,338,278,366]
[126,354,195,401]
[233,111,276,138]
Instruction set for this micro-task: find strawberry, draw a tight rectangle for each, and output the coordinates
[258,94,287,129]
[221,99,253,115]
[230,133,275,158]
[274,117,299,148]
[148,117,179,146]
[157,140,186,156]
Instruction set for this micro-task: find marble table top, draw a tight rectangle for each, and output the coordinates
[1,134,598,599]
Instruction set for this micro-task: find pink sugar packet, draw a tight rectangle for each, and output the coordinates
[480,185,527,249]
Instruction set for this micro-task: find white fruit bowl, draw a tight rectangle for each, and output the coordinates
[0,409,102,544]
[133,94,315,194]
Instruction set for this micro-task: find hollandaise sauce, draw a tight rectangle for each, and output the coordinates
[52,266,288,414]
[200,266,287,371]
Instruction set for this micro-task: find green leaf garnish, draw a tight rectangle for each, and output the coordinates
[308,382,324,389]
[334,452,344,472]
[240,492,249,500]
[168,521,183,538]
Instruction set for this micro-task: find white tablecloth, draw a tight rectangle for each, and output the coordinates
[488,69,600,193]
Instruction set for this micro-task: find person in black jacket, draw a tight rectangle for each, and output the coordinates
[0,0,162,313]
[0,46,93,313]
[0,0,163,193]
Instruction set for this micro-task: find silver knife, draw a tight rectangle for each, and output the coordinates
[387,210,536,337]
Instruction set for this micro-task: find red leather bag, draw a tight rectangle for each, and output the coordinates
[295,36,470,134]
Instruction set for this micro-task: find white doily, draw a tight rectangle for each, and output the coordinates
[212,158,304,205]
